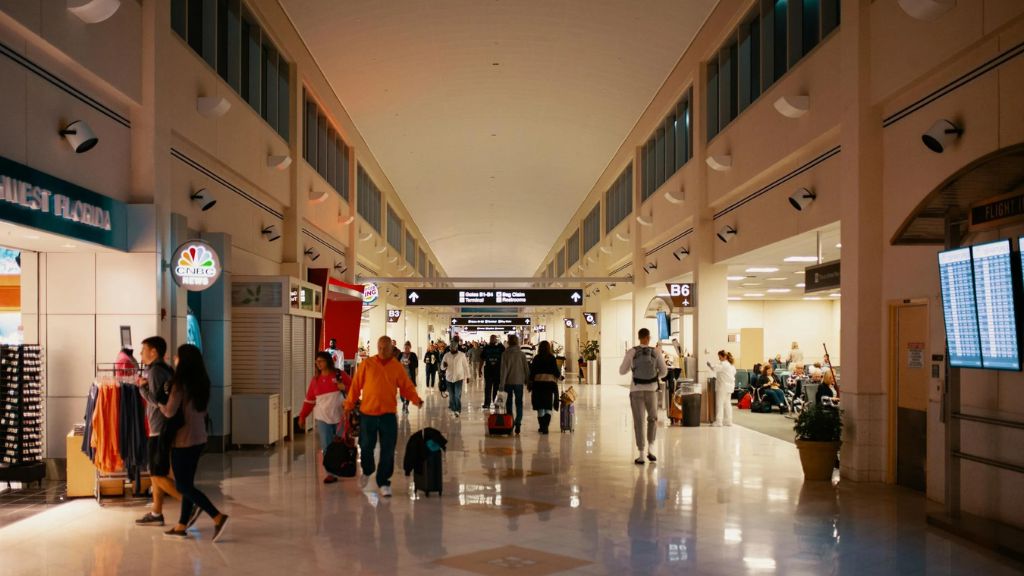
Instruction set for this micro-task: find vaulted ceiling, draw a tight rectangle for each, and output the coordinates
[282,0,718,277]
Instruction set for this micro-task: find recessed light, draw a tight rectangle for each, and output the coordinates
[23,234,40,240]
[728,297,743,301]
[727,276,746,281]
[745,267,779,273]
[803,297,822,301]
[835,243,842,248]
[783,256,819,263]
[767,277,787,281]
[795,283,806,288]
[830,293,841,297]
[61,243,76,248]
[766,288,791,293]
[741,283,762,287]
[794,271,805,275]
[743,293,764,297]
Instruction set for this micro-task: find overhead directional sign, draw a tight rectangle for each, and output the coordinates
[564,318,578,328]
[450,317,532,327]
[386,309,402,323]
[405,288,584,307]
[583,312,598,325]
[665,283,696,308]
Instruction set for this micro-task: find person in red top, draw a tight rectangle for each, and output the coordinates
[344,335,423,497]
[299,351,352,484]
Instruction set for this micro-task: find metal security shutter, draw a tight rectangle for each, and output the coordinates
[231,316,284,394]
[291,316,306,416]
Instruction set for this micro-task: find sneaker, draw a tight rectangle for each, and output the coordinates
[185,506,202,529]
[634,457,645,465]
[379,485,393,498]
[647,453,657,462]
[135,512,164,526]
[163,527,188,539]
[323,476,338,484]
[358,474,371,490]
[514,425,521,435]
[454,412,460,419]
[211,515,229,543]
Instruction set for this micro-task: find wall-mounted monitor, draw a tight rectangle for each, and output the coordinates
[971,240,1020,370]
[938,247,982,368]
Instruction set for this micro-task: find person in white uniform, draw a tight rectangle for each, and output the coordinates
[707,350,737,427]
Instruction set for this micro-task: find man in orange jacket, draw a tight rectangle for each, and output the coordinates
[344,335,423,497]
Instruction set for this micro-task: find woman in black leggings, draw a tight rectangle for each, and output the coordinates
[160,344,229,541]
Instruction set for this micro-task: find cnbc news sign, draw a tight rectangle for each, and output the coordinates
[0,155,126,249]
[172,241,222,291]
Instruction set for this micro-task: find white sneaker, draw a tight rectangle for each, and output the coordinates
[358,475,371,490]
[379,485,392,498]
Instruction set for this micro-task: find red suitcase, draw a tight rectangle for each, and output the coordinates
[487,413,514,436]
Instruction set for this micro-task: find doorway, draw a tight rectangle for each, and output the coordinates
[891,302,928,491]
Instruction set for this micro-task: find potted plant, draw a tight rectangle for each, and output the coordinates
[793,405,842,481]
[582,340,600,384]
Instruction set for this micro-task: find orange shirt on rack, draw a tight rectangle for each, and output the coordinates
[90,384,123,474]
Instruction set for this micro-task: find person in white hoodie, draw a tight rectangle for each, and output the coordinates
[619,328,668,465]
[707,350,737,427]
[442,338,471,417]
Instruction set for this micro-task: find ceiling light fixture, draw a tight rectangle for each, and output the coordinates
[743,293,764,297]
[308,189,329,204]
[636,209,653,227]
[773,95,810,118]
[717,225,737,243]
[835,243,842,249]
[267,154,292,171]
[728,297,743,301]
[376,244,387,254]
[197,95,231,118]
[643,262,658,275]
[664,188,685,204]
[766,288,791,293]
[745,267,778,273]
[615,231,630,242]
[334,261,347,275]
[261,224,280,242]
[706,154,733,172]
[727,276,746,281]
[67,0,121,23]
[339,214,355,226]
[304,247,321,262]
[783,256,819,263]
[830,293,841,298]
[788,187,816,211]
[672,247,690,261]
[803,297,822,301]
[359,231,372,242]
[796,283,806,288]
[897,0,956,21]
[767,277,787,281]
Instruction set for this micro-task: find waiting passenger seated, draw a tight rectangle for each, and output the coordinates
[817,370,839,407]
[755,364,789,414]
[787,365,808,398]
[809,362,824,382]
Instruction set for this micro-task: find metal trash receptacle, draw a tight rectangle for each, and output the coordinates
[680,380,702,427]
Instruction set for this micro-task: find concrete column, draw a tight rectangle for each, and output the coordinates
[838,0,885,482]
[197,232,232,451]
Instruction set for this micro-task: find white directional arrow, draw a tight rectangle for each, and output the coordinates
[409,292,419,303]
[570,292,582,303]
[451,318,457,325]
[525,318,532,325]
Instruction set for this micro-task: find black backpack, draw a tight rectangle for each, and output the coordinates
[631,347,659,384]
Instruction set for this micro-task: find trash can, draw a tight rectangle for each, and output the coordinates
[680,380,702,427]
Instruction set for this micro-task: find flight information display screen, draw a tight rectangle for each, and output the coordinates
[938,247,982,368]
[971,240,1020,370]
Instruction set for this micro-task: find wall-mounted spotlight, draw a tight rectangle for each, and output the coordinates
[388,255,398,264]
[717,225,737,243]
[359,230,373,242]
[308,189,329,204]
[664,188,685,204]
[773,95,810,119]
[261,224,281,242]
[672,247,690,261]
[68,0,121,23]
[606,283,616,290]
[922,119,963,153]
[706,154,733,172]
[643,262,658,275]
[897,0,956,21]
[636,209,654,227]
[304,247,321,262]
[376,244,387,254]
[267,154,292,171]
[333,261,348,275]
[190,188,217,211]
[788,187,816,211]
[59,120,98,153]
[197,95,231,118]
[615,231,630,242]
[339,214,355,226]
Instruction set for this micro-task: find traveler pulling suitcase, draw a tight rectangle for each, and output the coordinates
[415,448,443,497]
[559,386,576,433]
[487,389,514,436]
[668,387,684,425]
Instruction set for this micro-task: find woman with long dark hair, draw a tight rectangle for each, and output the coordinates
[529,341,561,434]
[160,344,229,541]
[298,351,351,483]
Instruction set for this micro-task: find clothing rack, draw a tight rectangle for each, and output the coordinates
[85,363,149,505]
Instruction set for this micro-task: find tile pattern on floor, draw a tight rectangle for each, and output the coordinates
[0,480,68,529]
[0,382,1021,575]
[435,544,592,575]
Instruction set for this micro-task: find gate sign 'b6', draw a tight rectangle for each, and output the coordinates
[665,283,696,308]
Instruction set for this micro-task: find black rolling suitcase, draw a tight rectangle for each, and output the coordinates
[414,449,443,497]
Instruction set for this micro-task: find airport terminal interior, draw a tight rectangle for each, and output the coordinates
[2,0,1024,574]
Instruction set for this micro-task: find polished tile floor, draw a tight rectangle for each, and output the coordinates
[0,380,1020,575]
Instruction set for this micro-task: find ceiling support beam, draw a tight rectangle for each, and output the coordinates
[356,276,633,285]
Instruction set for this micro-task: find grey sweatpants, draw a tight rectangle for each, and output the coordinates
[629,390,658,452]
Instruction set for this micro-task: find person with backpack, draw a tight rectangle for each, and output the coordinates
[480,335,505,409]
[619,328,668,465]
[298,351,352,484]
[707,350,737,426]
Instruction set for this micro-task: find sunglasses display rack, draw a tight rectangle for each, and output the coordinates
[0,345,45,486]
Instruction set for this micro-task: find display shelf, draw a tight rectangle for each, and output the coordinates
[0,345,45,485]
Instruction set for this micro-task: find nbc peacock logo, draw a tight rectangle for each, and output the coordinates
[173,242,220,289]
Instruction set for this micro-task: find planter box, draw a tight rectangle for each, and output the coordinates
[796,440,841,481]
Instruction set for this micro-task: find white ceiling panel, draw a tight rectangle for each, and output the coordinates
[282,0,718,276]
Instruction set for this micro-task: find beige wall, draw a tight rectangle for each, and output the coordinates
[726,300,840,366]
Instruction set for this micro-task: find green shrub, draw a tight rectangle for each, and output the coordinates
[794,405,842,442]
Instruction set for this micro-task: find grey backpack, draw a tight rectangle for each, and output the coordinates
[631,347,659,384]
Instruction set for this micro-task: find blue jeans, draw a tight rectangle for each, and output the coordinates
[764,388,786,409]
[505,384,524,428]
[358,413,398,487]
[316,419,338,475]
[448,380,464,413]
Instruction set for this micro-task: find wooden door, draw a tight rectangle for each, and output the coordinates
[895,304,928,491]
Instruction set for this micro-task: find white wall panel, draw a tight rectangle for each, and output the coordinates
[45,313,95,397]
[45,252,95,315]
[95,253,158,315]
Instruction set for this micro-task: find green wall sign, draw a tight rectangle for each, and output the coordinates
[0,155,126,250]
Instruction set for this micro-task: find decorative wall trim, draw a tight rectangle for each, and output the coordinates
[610,261,633,276]
[883,39,1024,128]
[0,41,130,128]
[713,146,840,220]
[170,148,284,220]
[645,228,694,257]
[302,228,345,258]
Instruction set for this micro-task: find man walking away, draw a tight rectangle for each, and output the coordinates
[521,335,536,365]
[500,334,531,435]
[481,335,505,409]
[470,342,484,385]
[344,336,423,497]
[441,339,470,417]
[619,328,667,465]
[135,336,185,527]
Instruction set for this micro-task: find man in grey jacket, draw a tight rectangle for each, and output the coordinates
[500,334,531,435]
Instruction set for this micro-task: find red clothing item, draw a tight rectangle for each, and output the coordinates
[91,385,123,474]
[298,372,352,423]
